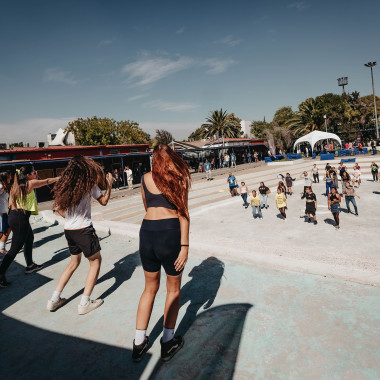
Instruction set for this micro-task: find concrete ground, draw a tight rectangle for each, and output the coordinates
[2,158,380,379]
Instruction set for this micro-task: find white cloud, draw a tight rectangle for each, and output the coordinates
[43,68,77,85]
[139,122,200,140]
[0,117,75,145]
[215,35,243,47]
[127,94,149,102]
[288,2,308,10]
[99,37,116,45]
[122,56,194,86]
[203,58,236,75]
[144,100,199,112]
[175,27,185,34]
[122,54,237,86]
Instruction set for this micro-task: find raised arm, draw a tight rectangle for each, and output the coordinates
[97,173,113,206]
[29,177,60,190]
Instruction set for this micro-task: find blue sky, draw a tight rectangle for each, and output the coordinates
[0,0,379,143]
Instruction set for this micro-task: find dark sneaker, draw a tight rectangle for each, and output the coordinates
[25,263,44,274]
[355,213,359,217]
[314,220,317,225]
[0,277,11,287]
[160,336,184,362]
[308,218,312,223]
[132,336,149,363]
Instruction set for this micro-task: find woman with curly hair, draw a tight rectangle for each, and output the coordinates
[0,166,59,287]
[46,156,113,314]
[0,171,12,254]
[132,144,191,363]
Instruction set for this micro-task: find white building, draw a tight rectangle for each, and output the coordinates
[240,120,252,138]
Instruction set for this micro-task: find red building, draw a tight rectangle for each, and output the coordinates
[0,144,151,201]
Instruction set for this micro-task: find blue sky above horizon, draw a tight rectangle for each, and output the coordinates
[0,0,379,143]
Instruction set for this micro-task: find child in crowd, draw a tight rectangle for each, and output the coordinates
[250,190,262,219]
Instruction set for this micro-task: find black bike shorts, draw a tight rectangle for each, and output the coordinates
[139,218,182,276]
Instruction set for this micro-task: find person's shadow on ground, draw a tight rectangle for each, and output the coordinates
[149,256,225,346]
[64,251,141,305]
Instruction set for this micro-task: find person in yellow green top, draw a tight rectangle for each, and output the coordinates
[250,190,263,219]
[0,165,59,287]
[275,187,287,221]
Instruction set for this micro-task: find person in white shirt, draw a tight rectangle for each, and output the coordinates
[124,166,133,188]
[47,156,113,315]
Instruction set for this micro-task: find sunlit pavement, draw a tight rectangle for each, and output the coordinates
[2,159,380,379]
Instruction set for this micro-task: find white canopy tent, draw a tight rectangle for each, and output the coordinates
[293,130,342,152]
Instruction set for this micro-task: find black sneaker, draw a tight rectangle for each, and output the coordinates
[0,277,11,288]
[25,263,44,274]
[355,213,359,217]
[314,220,317,225]
[308,218,312,223]
[160,336,184,362]
[132,336,149,363]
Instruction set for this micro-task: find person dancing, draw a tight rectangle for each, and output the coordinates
[133,144,191,363]
[46,156,113,313]
[328,187,341,229]
[0,171,12,254]
[0,166,59,287]
[275,187,287,221]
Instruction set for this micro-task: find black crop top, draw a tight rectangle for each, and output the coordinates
[142,175,177,210]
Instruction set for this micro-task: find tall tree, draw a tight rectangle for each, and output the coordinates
[65,117,150,145]
[201,109,242,140]
[250,120,272,138]
[272,106,295,127]
[286,98,319,137]
[154,129,174,145]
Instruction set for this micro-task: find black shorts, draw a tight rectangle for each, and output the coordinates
[64,225,101,258]
[139,218,182,276]
[305,202,316,216]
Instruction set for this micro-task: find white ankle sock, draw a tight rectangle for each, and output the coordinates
[162,327,174,343]
[80,295,90,306]
[51,291,61,302]
[0,241,5,250]
[135,329,146,345]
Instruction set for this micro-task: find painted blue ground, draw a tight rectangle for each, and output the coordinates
[1,221,379,379]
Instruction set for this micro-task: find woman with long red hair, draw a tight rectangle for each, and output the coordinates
[132,144,191,363]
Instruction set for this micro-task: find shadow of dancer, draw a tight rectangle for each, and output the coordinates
[149,257,225,345]
[64,251,141,305]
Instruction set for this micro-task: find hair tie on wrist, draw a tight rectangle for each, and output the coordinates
[181,244,189,247]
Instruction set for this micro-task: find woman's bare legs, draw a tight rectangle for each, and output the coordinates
[84,251,102,296]
[55,254,82,292]
[163,273,182,329]
[136,270,161,330]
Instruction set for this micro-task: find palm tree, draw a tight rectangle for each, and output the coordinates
[286,98,319,137]
[201,109,242,142]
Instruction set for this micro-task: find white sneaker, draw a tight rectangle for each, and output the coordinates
[78,299,104,315]
[47,297,67,311]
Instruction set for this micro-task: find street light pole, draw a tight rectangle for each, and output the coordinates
[324,114,327,132]
[364,62,379,140]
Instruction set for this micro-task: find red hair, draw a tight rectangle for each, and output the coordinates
[152,144,191,220]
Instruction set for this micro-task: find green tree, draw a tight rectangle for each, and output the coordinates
[10,142,24,147]
[188,126,205,140]
[65,117,150,145]
[272,106,295,127]
[200,109,242,139]
[154,129,174,146]
[250,120,272,138]
[286,98,319,137]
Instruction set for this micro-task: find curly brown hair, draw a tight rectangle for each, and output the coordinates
[53,156,105,211]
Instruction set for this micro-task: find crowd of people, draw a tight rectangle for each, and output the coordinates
[226,159,376,229]
[0,146,378,364]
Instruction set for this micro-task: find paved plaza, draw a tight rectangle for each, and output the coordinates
[2,158,380,379]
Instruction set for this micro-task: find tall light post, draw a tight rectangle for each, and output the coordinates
[337,77,348,93]
[324,114,328,132]
[364,61,379,140]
